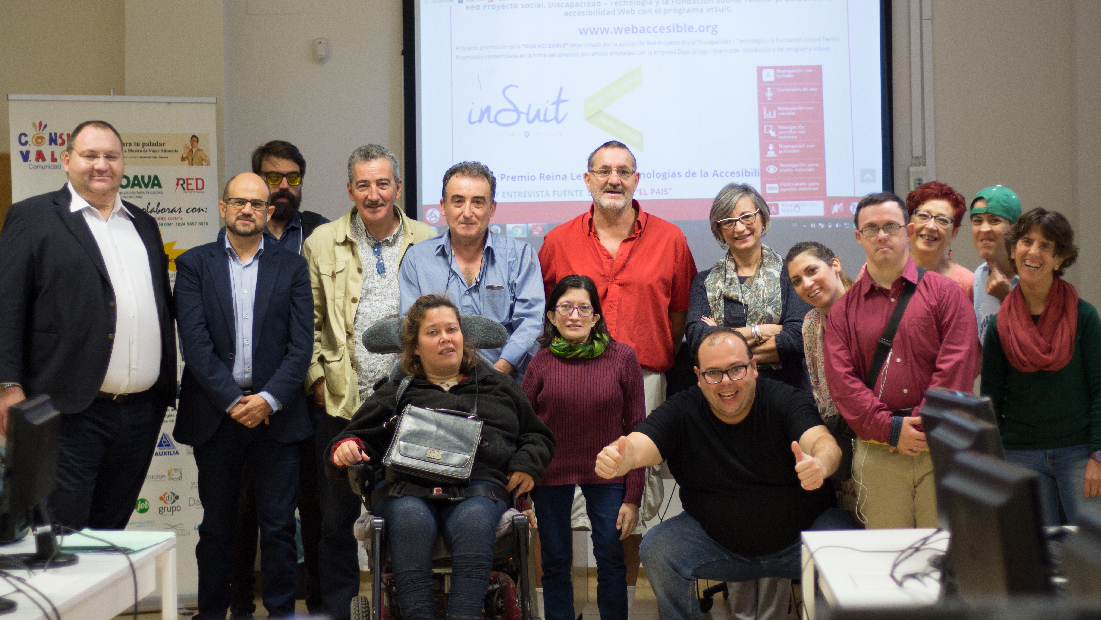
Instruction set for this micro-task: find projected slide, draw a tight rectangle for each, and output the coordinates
[417,0,884,230]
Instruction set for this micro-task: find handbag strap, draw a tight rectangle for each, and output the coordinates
[393,374,478,418]
[864,267,925,389]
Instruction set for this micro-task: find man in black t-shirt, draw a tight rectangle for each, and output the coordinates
[595,328,855,620]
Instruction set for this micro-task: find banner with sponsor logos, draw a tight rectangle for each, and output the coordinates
[8,95,219,602]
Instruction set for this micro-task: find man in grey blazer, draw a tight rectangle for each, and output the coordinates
[0,120,177,531]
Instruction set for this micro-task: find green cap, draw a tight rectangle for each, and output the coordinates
[970,185,1021,222]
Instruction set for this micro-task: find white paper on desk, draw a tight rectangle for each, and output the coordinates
[59,529,167,553]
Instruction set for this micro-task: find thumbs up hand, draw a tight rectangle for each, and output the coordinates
[596,436,630,479]
[792,441,824,490]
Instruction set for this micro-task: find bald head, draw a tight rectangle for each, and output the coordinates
[220,173,273,239]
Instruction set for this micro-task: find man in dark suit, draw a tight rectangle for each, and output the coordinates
[174,172,313,619]
[0,120,176,530]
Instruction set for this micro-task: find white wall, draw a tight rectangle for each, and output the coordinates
[890,0,1101,303]
[0,1,125,150]
[221,0,405,221]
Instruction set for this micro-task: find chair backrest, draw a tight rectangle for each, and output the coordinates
[361,314,510,379]
[361,314,509,353]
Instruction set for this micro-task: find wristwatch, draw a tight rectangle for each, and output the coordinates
[1091,450,1101,463]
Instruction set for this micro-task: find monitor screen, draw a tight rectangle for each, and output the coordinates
[408,0,892,275]
[940,451,1052,601]
[0,395,61,544]
[1065,502,1101,597]
[923,390,1004,531]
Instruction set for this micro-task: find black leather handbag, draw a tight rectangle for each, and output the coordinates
[382,376,482,484]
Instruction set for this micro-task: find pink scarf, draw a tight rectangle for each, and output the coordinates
[996,278,1078,372]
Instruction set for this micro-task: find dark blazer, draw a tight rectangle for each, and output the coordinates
[0,185,177,414]
[173,231,313,446]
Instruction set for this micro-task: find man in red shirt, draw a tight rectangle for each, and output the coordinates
[825,192,980,528]
[539,140,697,588]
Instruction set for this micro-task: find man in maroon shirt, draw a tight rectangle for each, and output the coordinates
[824,192,980,529]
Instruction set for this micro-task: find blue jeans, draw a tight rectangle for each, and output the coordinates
[1004,445,1101,525]
[531,484,628,620]
[641,508,855,620]
[373,482,508,620]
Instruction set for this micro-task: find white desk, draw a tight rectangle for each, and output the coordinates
[0,531,176,620]
[801,528,946,619]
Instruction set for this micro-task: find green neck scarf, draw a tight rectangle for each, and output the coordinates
[550,332,609,359]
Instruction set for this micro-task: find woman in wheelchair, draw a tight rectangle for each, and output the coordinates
[330,294,555,620]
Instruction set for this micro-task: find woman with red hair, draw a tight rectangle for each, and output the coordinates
[905,181,974,299]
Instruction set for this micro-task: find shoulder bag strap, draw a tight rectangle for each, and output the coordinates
[394,375,413,407]
[864,268,926,388]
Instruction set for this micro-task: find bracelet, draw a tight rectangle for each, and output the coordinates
[888,416,904,448]
[0,383,21,392]
[751,324,763,345]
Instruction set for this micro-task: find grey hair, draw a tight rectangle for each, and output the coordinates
[708,183,771,247]
[347,144,401,184]
[442,161,497,202]
[586,140,637,171]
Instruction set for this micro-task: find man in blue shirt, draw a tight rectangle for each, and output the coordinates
[399,161,545,381]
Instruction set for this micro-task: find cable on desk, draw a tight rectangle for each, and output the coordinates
[888,529,948,588]
[57,526,140,620]
[0,570,60,619]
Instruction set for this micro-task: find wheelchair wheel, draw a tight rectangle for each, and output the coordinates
[351,595,373,620]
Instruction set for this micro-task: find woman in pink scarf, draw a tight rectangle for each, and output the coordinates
[980,208,1101,525]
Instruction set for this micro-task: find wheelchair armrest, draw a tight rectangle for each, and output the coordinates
[348,462,381,497]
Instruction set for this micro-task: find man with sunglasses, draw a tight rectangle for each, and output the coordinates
[0,120,176,531]
[252,140,330,254]
[302,144,434,620]
[174,172,314,619]
[595,328,851,620]
[824,192,980,529]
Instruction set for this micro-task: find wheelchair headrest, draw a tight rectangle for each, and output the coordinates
[361,314,510,354]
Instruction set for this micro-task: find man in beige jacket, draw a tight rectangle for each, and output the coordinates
[302,144,435,620]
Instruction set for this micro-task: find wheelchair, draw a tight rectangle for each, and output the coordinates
[345,315,539,620]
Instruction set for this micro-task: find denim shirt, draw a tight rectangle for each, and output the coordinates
[398,231,545,376]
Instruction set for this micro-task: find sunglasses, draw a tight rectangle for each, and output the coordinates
[262,171,303,186]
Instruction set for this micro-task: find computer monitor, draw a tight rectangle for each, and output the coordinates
[921,387,999,436]
[939,451,1052,601]
[0,395,77,568]
[1064,502,1101,597]
[923,397,1004,530]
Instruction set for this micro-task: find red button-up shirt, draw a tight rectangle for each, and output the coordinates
[538,202,697,373]
[824,259,981,443]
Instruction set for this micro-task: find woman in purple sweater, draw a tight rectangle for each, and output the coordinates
[523,274,646,620]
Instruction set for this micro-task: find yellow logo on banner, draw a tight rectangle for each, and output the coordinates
[164,241,186,272]
[584,67,643,151]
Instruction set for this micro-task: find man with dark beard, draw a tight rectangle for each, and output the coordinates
[229,141,328,619]
[253,140,329,254]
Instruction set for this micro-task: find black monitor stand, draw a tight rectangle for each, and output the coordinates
[0,503,79,615]
[10,503,79,570]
